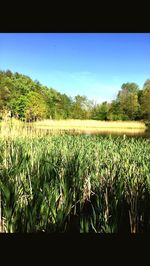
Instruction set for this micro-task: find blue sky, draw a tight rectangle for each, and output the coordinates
[0,33,150,103]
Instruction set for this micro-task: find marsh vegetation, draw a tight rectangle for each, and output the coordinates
[0,120,150,233]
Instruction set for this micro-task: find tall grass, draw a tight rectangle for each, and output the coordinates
[0,118,146,139]
[33,119,146,130]
[0,129,150,233]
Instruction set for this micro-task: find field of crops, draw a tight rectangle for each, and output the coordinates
[0,130,150,233]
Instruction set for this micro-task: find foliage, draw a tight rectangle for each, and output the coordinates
[141,80,150,120]
[91,101,111,120]
[71,95,92,119]
[0,70,72,121]
[117,83,140,120]
[24,92,48,121]
[0,69,150,122]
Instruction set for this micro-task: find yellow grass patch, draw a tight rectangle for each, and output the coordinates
[0,119,146,139]
[33,119,146,130]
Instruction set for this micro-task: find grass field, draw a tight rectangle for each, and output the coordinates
[33,119,146,129]
[0,120,150,233]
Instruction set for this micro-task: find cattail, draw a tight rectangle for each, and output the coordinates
[83,176,91,201]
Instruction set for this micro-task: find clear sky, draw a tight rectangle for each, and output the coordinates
[0,33,150,103]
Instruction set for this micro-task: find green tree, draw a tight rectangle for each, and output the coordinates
[1,68,149,122]
[141,80,150,120]
[117,83,139,120]
[25,92,48,121]
[71,95,91,119]
[58,94,73,119]
[107,100,123,120]
[91,101,110,120]
[10,96,29,119]
[0,76,13,111]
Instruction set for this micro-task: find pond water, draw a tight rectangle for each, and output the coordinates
[82,129,150,138]
[27,127,150,138]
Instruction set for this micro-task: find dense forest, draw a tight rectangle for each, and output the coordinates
[0,69,150,122]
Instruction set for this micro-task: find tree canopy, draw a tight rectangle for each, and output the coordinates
[0,69,149,121]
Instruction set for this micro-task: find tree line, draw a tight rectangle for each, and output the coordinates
[0,69,150,122]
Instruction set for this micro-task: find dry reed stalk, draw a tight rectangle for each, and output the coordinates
[83,176,91,202]
[104,187,109,223]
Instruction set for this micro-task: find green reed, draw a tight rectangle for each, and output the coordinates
[0,134,150,233]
